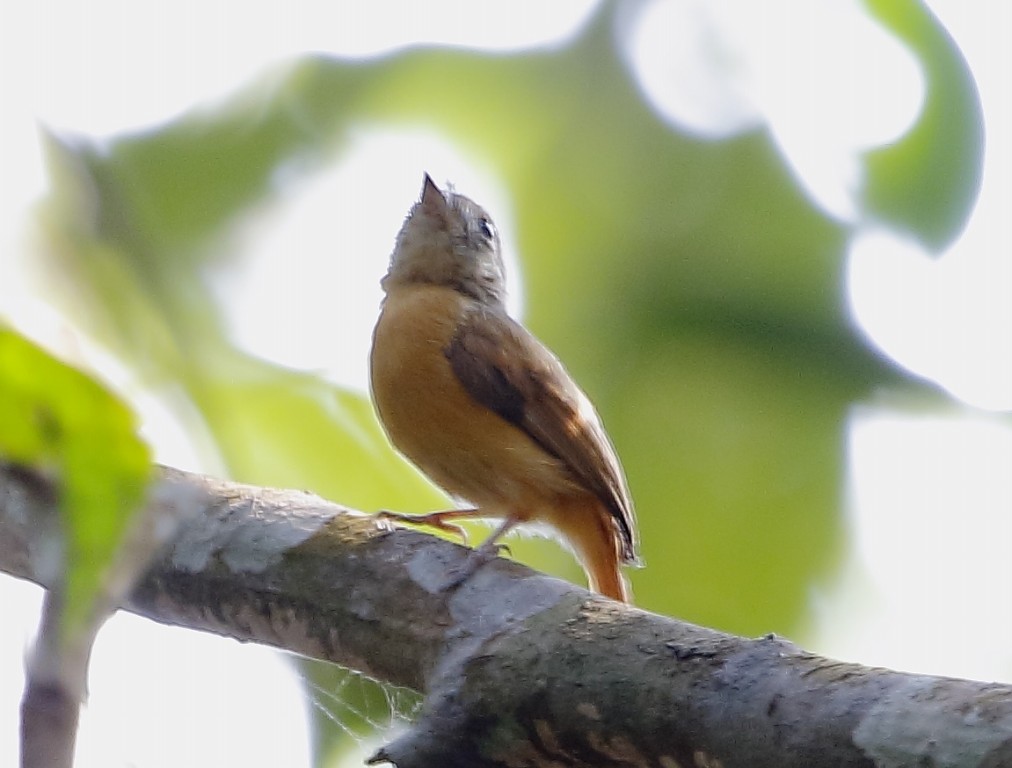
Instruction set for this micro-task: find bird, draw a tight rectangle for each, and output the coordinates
[369,174,639,602]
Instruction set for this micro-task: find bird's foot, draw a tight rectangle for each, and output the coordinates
[441,538,510,590]
[377,511,518,592]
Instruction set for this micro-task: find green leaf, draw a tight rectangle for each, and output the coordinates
[0,328,151,641]
[862,0,984,250]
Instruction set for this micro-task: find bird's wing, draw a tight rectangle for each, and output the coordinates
[445,306,638,562]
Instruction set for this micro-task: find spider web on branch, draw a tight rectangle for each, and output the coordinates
[297,659,423,767]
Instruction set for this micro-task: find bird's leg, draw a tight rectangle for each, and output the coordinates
[375,507,487,545]
[442,516,521,590]
[474,516,520,557]
[378,510,521,590]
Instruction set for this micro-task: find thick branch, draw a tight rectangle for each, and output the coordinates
[2,463,1012,767]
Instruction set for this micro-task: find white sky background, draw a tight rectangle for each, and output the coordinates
[1,1,1010,765]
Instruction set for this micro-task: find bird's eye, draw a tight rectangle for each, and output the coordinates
[477,218,496,242]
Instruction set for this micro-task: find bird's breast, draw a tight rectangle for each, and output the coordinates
[370,285,576,512]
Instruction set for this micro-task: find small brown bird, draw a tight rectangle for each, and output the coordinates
[370,174,639,602]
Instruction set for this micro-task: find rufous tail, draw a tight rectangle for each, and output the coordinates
[552,497,631,603]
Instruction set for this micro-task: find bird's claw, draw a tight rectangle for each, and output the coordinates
[375,510,470,545]
[481,541,511,558]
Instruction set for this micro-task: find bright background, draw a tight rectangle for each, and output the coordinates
[1,1,1009,765]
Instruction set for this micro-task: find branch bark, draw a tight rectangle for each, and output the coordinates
[2,462,1011,767]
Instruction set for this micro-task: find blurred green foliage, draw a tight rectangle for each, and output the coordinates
[864,0,983,249]
[14,1,981,764]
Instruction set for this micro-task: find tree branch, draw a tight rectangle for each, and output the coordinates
[2,462,1011,767]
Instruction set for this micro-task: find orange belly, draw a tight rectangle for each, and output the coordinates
[369,285,579,519]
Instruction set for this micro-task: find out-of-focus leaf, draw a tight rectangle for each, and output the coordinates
[862,0,984,250]
[615,333,849,632]
[0,328,151,640]
[189,350,443,512]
